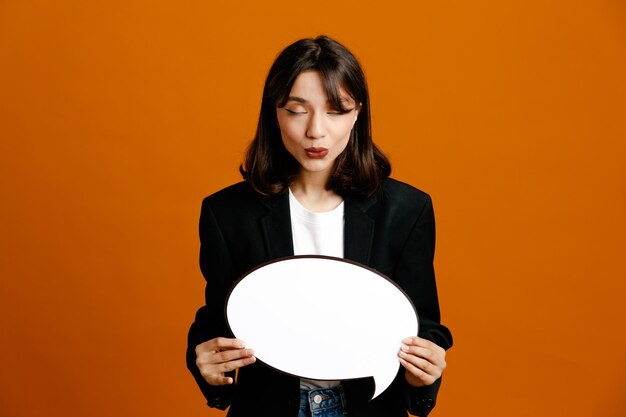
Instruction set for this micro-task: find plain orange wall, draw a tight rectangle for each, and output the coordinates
[1,1,624,416]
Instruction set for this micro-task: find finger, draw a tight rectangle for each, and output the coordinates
[198,354,257,386]
[211,337,248,351]
[399,357,437,386]
[402,337,444,352]
[196,338,247,356]
[215,355,256,373]
[211,348,256,365]
[398,350,439,377]
[400,344,445,366]
[206,374,234,386]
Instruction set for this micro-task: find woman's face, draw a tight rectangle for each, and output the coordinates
[276,71,358,179]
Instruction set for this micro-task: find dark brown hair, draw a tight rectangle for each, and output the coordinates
[240,35,391,197]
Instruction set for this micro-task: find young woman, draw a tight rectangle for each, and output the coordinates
[186,36,453,417]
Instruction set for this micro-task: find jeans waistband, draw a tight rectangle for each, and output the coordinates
[300,385,347,414]
[299,385,347,414]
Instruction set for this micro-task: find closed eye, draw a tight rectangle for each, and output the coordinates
[328,108,355,116]
[284,108,307,115]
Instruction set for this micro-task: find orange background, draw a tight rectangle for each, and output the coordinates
[1,1,625,416]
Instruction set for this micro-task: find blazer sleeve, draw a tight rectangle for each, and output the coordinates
[186,198,236,410]
[393,194,453,416]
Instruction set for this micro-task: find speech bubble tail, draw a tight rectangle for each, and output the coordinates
[370,365,400,400]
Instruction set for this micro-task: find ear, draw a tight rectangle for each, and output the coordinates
[354,102,362,122]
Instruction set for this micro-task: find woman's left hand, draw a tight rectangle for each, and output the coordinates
[398,336,447,387]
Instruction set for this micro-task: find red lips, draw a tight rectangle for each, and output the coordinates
[304,147,329,159]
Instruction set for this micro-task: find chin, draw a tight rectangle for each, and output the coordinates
[300,164,332,175]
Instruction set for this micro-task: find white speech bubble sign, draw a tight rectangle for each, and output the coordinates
[225,255,418,399]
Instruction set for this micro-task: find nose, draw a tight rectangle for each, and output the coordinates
[305,111,327,139]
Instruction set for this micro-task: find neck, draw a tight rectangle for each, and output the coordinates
[290,171,342,212]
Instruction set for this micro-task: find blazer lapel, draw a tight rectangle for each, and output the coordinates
[259,191,295,260]
[259,188,379,266]
[344,193,378,266]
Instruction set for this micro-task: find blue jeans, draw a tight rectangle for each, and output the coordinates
[298,386,348,417]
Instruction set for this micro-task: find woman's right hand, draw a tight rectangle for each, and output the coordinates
[195,337,256,385]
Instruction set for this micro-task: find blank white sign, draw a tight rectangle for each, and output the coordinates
[225,255,418,399]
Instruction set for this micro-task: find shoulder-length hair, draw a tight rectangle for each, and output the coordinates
[240,35,391,197]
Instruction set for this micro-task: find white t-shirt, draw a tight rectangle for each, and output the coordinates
[289,188,344,390]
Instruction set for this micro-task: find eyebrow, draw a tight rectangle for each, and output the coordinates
[285,96,308,103]
[284,96,353,105]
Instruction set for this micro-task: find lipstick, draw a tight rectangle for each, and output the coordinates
[305,147,329,159]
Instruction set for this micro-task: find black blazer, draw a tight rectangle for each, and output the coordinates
[187,178,453,417]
